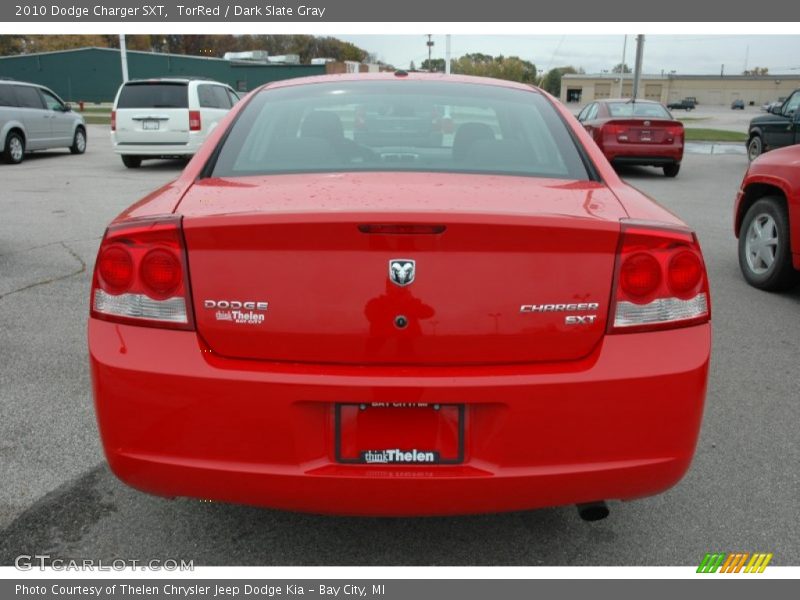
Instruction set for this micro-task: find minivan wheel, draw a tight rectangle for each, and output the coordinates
[70,127,87,154]
[663,163,680,177]
[3,131,25,164]
[738,197,799,291]
[121,155,142,169]
[747,135,763,162]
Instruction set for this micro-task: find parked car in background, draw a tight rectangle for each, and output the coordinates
[761,98,786,112]
[89,73,711,518]
[747,89,800,161]
[735,144,800,290]
[731,99,745,110]
[667,98,696,111]
[111,78,239,168]
[0,79,86,164]
[577,98,684,177]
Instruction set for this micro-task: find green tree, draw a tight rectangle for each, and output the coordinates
[421,58,446,72]
[541,66,579,96]
[0,35,26,56]
[743,66,769,76]
[452,54,537,83]
[612,63,632,73]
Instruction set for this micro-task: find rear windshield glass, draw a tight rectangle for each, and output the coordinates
[210,80,590,181]
[117,82,188,109]
[607,102,671,118]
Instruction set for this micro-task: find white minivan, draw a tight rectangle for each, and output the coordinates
[111,78,239,168]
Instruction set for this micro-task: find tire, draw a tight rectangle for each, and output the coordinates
[663,163,680,178]
[738,197,799,291]
[747,135,763,162]
[121,155,142,169]
[70,127,86,154]
[3,131,25,164]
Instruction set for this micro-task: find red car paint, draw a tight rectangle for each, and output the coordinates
[577,99,684,173]
[734,144,800,270]
[89,73,711,516]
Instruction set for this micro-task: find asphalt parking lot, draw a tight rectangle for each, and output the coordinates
[0,124,798,566]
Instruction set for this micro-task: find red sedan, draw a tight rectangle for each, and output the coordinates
[89,73,711,518]
[735,144,800,290]
[577,99,684,177]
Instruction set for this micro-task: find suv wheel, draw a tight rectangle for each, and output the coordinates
[663,163,680,178]
[3,131,25,164]
[738,197,798,290]
[121,155,142,169]
[747,135,763,162]
[70,127,87,155]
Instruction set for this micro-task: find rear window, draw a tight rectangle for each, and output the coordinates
[14,86,44,109]
[607,102,671,119]
[198,84,233,109]
[117,82,188,109]
[0,85,16,107]
[210,80,590,181]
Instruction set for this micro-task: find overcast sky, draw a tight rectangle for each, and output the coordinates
[337,35,800,76]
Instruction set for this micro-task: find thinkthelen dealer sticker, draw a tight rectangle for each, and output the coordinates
[361,449,440,464]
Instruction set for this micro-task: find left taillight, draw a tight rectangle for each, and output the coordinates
[90,215,195,330]
[608,221,710,334]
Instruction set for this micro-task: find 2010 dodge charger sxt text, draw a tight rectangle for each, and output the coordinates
[88,73,711,518]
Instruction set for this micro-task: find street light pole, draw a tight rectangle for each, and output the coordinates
[618,35,627,97]
[445,35,451,75]
[119,34,129,83]
[632,34,645,101]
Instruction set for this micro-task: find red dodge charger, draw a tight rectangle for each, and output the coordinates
[89,73,711,518]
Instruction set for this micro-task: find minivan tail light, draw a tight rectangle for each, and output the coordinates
[90,216,195,330]
[110,110,116,131]
[608,222,710,334]
[189,110,202,131]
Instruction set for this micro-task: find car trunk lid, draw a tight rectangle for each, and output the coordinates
[180,172,627,365]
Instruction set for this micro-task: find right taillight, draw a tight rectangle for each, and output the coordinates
[189,110,202,131]
[110,110,116,131]
[90,215,195,330]
[608,221,710,334]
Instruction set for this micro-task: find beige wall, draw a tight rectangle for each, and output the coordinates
[560,76,800,106]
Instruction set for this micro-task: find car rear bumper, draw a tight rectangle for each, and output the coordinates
[89,319,710,516]
[605,143,683,165]
[111,136,203,157]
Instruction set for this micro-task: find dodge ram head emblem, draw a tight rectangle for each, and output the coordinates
[389,259,415,286]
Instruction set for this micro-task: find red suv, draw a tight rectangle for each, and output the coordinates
[735,144,800,290]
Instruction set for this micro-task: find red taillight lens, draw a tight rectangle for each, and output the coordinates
[666,125,683,138]
[609,222,710,333]
[189,110,201,131]
[110,110,116,131]
[97,246,133,293]
[620,253,661,300]
[604,123,624,136]
[668,250,703,297]
[140,249,182,298]
[90,216,195,330]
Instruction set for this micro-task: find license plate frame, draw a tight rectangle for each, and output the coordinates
[141,119,160,131]
[334,403,465,465]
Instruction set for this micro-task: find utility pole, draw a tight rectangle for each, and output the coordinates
[632,34,645,101]
[426,34,434,70]
[119,34,129,83]
[445,35,451,75]
[618,35,627,97]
